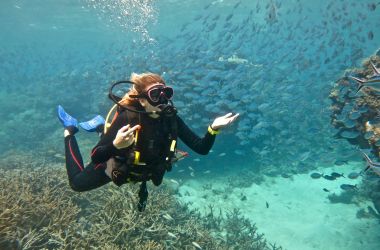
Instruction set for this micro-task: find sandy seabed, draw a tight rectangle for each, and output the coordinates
[175,162,380,250]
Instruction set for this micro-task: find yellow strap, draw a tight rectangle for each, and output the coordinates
[208,125,220,135]
[135,129,139,143]
[104,104,118,134]
[133,151,141,165]
[170,140,176,152]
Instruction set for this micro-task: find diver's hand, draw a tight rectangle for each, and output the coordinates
[113,124,141,149]
[211,113,239,130]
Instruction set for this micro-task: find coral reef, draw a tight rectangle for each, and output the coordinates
[0,156,278,250]
[329,49,380,219]
[329,50,380,155]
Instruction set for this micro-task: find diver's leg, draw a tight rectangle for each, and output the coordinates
[70,162,111,192]
[64,135,110,191]
[64,135,85,181]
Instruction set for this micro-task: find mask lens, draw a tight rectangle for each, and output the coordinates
[162,87,173,99]
[148,86,173,102]
[148,88,161,102]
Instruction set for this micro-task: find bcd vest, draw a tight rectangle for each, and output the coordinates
[112,108,178,186]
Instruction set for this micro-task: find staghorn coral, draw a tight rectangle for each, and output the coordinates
[224,208,268,250]
[0,168,83,249]
[0,156,278,250]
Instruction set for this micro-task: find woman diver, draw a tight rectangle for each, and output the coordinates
[57,73,239,211]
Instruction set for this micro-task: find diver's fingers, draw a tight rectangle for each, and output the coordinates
[126,125,141,135]
[226,113,239,125]
[223,112,233,118]
[119,124,131,133]
[231,113,239,121]
[229,113,239,123]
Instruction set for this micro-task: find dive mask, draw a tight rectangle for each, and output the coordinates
[129,84,173,106]
[144,84,176,117]
[109,80,176,116]
[144,84,174,106]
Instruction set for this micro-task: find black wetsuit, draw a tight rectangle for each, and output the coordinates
[64,109,216,192]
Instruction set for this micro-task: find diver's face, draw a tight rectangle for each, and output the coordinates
[138,83,166,113]
[139,98,161,113]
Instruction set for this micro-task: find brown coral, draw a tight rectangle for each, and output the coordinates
[0,157,278,250]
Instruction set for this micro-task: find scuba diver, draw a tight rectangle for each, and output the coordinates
[57,73,239,211]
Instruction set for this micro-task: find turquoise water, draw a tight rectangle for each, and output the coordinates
[1,0,380,249]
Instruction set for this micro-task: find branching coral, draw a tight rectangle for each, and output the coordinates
[0,156,278,250]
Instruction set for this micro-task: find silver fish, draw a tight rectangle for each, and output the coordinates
[168,232,177,238]
[350,61,380,93]
[360,150,380,176]
[192,242,202,250]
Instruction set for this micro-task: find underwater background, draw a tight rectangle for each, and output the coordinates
[1,0,380,249]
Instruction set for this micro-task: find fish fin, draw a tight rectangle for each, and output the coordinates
[364,165,371,172]
[370,61,380,75]
[350,76,366,84]
[356,84,365,94]
[360,150,373,165]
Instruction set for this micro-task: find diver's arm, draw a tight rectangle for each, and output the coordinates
[91,111,130,163]
[177,116,216,155]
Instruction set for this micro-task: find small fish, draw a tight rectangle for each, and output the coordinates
[323,175,336,181]
[168,232,177,238]
[190,172,195,177]
[203,170,211,174]
[340,184,357,191]
[337,130,360,139]
[266,202,269,208]
[188,166,194,171]
[348,172,361,179]
[368,3,377,11]
[193,14,202,21]
[334,159,348,166]
[178,169,185,173]
[234,150,245,155]
[323,188,330,192]
[204,3,212,10]
[281,173,291,178]
[225,14,233,22]
[193,158,200,162]
[192,241,202,250]
[233,1,241,9]
[163,213,174,221]
[330,172,345,178]
[218,153,226,157]
[170,179,179,185]
[310,172,322,179]
[368,31,374,40]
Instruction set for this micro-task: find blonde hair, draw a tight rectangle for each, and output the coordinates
[119,72,165,107]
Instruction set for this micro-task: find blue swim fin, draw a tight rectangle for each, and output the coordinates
[79,115,105,132]
[57,105,78,134]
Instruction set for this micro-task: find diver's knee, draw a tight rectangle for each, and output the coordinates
[69,182,86,192]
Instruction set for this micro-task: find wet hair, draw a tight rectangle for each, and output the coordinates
[119,72,165,107]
